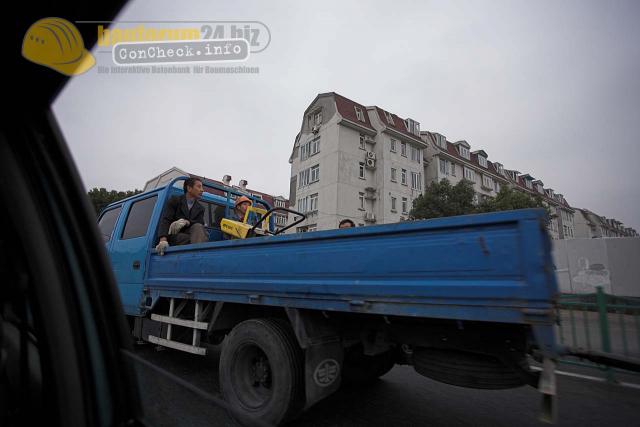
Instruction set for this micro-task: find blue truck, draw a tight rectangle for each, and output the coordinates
[99,176,562,425]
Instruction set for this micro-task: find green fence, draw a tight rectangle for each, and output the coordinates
[557,286,640,382]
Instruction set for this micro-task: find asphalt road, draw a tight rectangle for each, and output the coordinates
[131,344,640,427]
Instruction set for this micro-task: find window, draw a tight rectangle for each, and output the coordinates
[310,164,320,183]
[494,181,501,193]
[525,180,532,189]
[308,224,318,232]
[537,184,544,194]
[411,172,422,190]
[354,106,365,122]
[439,158,448,175]
[404,118,420,136]
[359,162,366,179]
[359,134,366,150]
[472,193,479,205]
[297,196,308,213]
[459,146,470,159]
[314,111,322,125]
[478,156,487,168]
[390,139,397,152]
[450,162,456,176]
[98,206,122,242]
[309,193,318,212]
[296,226,309,233]
[482,175,493,189]
[384,111,394,125]
[307,115,312,129]
[410,146,421,163]
[402,197,408,213]
[358,192,365,210]
[298,164,319,188]
[401,142,407,157]
[401,169,407,185]
[391,167,397,182]
[391,196,397,211]
[300,137,320,161]
[274,199,286,208]
[121,196,157,240]
[464,167,475,182]
[437,134,447,149]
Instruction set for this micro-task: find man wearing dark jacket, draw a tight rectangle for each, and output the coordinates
[155,177,208,255]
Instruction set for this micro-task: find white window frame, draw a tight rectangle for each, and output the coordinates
[309,193,318,212]
[391,167,397,182]
[401,169,407,185]
[354,106,365,122]
[391,196,397,212]
[359,134,366,150]
[439,158,448,176]
[450,162,456,176]
[411,172,422,190]
[358,192,365,210]
[482,175,493,189]
[459,146,470,159]
[402,197,408,214]
[464,167,475,182]
[478,156,487,168]
[390,139,397,152]
[401,142,407,157]
[310,164,320,183]
[384,111,395,125]
[314,111,322,125]
[359,162,366,179]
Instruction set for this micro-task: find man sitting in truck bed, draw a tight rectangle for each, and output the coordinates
[155,177,208,255]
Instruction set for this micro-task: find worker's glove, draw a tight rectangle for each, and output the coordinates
[168,218,190,235]
[155,240,169,256]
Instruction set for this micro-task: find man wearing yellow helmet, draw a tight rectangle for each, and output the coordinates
[234,196,253,221]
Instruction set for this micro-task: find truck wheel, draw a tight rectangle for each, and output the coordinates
[342,345,397,385]
[219,318,304,426]
[413,348,532,389]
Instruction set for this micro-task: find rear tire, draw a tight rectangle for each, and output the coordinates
[219,318,304,426]
[413,348,533,389]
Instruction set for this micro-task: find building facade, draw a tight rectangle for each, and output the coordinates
[574,208,638,238]
[420,132,575,239]
[288,92,427,231]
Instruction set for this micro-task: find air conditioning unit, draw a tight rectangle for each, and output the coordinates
[366,151,376,160]
[365,158,376,169]
[364,186,376,192]
[312,125,320,133]
[364,136,376,144]
[364,212,376,222]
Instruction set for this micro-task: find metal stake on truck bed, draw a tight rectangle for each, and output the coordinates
[148,298,208,355]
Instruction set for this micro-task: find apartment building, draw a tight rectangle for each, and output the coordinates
[420,132,575,239]
[144,166,289,232]
[287,92,427,231]
[574,208,638,238]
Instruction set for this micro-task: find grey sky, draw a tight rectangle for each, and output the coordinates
[53,0,640,230]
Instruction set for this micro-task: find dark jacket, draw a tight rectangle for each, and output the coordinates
[157,195,205,240]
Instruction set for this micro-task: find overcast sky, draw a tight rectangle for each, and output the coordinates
[53,0,640,230]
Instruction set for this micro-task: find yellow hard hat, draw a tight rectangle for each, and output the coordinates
[235,196,252,208]
[22,17,95,76]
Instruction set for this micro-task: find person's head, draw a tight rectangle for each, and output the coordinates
[339,219,355,229]
[183,177,204,199]
[235,196,252,217]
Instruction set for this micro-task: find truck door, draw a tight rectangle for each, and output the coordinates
[110,195,158,315]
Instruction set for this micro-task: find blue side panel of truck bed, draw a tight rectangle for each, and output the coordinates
[142,208,557,326]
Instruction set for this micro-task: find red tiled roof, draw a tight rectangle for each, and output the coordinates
[434,141,571,207]
[333,93,375,131]
[374,107,422,142]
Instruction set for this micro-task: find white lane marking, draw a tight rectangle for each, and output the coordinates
[530,366,640,389]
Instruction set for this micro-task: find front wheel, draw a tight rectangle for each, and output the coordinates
[219,318,304,426]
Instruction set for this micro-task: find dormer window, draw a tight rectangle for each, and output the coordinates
[536,184,544,194]
[478,156,487,168]
[459,146,470,159]
[404,118,420,136]
[354,106,365,122]
[438,135,447,149]
[525,180,532,190]
[497,165,504,175]
[384,111,394,125]
[314,111,322,125]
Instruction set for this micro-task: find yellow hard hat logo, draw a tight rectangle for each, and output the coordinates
[22,17,95,76]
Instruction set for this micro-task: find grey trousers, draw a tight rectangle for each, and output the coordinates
[170,223,208,245]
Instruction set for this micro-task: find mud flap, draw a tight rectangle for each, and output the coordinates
[304,341,344,410]
[538,358,557,424]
